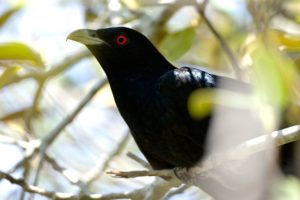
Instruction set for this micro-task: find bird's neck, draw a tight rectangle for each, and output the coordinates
[98,57,175,89]
[102,64,172,120]
[106,68,162,95]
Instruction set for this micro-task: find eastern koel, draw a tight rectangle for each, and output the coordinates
[67,27,297,175]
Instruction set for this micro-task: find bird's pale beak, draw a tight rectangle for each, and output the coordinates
[67,29,104,45]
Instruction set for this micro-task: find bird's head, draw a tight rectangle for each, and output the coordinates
[67,27,171,75]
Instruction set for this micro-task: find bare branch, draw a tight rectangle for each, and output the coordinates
[107,125,300,183]
[24,78,46,132]
[0,107,36,122]
[7,139,40,174]
[163,184,190,200]
[44,155,84,187]
[32,79,108,189]
[82,130,131,190]
[0,171,179,200]
[107,169,175,180]
[176,125,300,184]
[196,0,243,79]
[0,171,56,199]
[41,79,108,150]
[127,152,152,169]
[3,50,91,87]
[1,125,299,199]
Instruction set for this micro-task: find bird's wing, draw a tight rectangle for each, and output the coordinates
[159,66,251,104]
[159,66,217,102]
[158,66,251,138]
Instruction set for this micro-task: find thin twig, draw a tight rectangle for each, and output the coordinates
[3,50,91,87]
[0,170,179,200]
[41,79,108,151]
[107,125,300,182]
[25,79,46,132]
[83,130,131,188]
[32,79,108,188]
[163,184,190,200]
[196,0,242,79]
[127,152,152,169]
[44,154,84,187]
[176,125,300,183]
[148,0,184,44]
[0,135,84,189]
[7,139,40,174]
[106,169,175,180]
[1,125,299,199]
[0,171,52,198]
[0,107,34,121]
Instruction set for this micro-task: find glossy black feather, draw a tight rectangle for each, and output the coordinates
[69,27,297,173]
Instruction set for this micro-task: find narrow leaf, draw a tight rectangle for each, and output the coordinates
[0,66,21,88]
[0,6,22,28]
[0,42,44,67]
[159,27,196,61]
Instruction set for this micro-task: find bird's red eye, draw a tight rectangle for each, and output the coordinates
[115,34,128,46]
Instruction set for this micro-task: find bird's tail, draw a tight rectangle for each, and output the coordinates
[280,141,300,178]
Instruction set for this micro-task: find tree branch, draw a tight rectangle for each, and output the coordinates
[0,171,180,200]
[196,0,243,79]
[3,50,91,87]
[106,125,300,183]
[1,125,299,199]
[32,79,108,188]
[41,79,108,152]
[82,130,131,191]
[127,152,152,169]
[24,78,46,132]
[106,169,174,180]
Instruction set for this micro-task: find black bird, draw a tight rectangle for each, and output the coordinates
[67,27,297,174]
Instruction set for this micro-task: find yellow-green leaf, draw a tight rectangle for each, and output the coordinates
[188,89,215,119]
[274,176,300,200]
[0,6,22,28]
[159,27,196,61]
[0,66,21,88]
[0,42,44,68]
[188,88,252,119]
[268,29,300,52]
[251,41,294,107]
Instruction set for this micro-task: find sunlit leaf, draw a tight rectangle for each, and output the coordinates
[267,30,300,71]
[84,8,98,23]
[159,27,196,61]
[240,30,300,130]
[242,32,299,101]
[122,0,139,10]
[274,176,300,200]
[188,89,215,119]
[166,6,200,33]
[0,66,21,88]
[284,0,300,23]
[188,88,252,119]
[268,29,300,52]
[251,41,295,107]
[0,6,22,28]
[0,42,44,68]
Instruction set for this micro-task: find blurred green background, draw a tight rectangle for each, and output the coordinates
[0,0,300,199]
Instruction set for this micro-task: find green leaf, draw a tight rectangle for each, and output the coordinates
[268,29,300,52]
[0,66,21,88]
[251,41,294,107]
[159,27,196,61]
[188,89,215,119]
[0,6,22,28]
[274,176,300,200]
[0,42,44,68]
[188,88,252,119]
